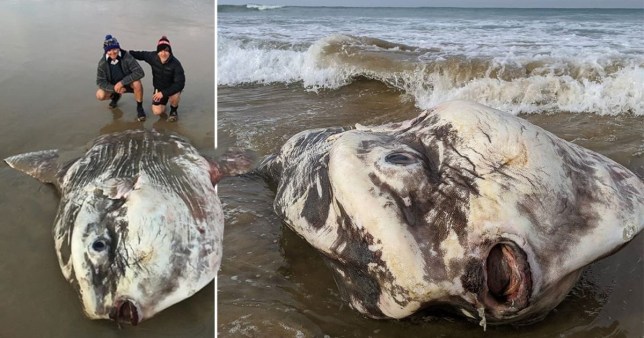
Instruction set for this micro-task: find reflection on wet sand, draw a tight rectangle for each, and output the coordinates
[98,108,194,136]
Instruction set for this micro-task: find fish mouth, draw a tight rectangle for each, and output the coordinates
[109,298,141,326]
[483,241,532,317]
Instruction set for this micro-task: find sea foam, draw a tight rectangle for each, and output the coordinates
[218,34,643,115]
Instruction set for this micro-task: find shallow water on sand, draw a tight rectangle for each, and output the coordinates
[217,81,643,337]
[0,0,214,336]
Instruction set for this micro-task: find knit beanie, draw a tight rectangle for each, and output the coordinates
[157,36,172,54]
[103,34,120,52]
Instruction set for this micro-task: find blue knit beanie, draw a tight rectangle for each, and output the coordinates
[103,34,120,52]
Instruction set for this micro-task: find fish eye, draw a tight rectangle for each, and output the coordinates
[92,239,108,252]
[384,152,418,165]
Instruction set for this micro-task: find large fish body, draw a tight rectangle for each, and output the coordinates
[258,100,643,326]
[5,130,242,325]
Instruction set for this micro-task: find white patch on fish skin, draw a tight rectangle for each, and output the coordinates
[436,142,445,170]
[461,308,475,319]
[624,223,637,241]
[133,175,146,190]
[335,267,346,278]
[439,229,465,272]
[316,175,322,198]
[402,196,411,207]
[367,242,383,253]
[478,306,487,331]
[377,279,466,319]
[377,290,422,319]
[349,295,368,314]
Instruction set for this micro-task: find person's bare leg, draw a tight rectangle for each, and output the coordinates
[98,88,120,108]
[152,104,166,116]
[169,93,181,107]
[131,80,146,121]
[167,93,181,122]
[96,89,111,101]
[131,80,143,103]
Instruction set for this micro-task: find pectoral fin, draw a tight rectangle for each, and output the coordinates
[5,150,61,187]
[207,148,255,185]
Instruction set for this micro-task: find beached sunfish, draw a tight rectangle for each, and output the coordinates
[4,130,251,325]
[257,100,643,327]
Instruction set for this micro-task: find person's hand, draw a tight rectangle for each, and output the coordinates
[114,82,126,94]
[153,91,164,102]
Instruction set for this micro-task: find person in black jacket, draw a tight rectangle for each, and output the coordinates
[130,36,185,122]
[96,34,147,121]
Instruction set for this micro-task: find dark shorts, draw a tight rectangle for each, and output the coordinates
[152,89,181,106]
[152,90,169,106]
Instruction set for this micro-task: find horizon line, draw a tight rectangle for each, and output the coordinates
[218,4,644,9]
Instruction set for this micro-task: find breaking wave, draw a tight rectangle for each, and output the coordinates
[218,34,644,116]
[218,4,284,12]
[246,4,284,10]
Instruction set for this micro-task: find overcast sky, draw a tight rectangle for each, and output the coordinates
[218,0,644,8]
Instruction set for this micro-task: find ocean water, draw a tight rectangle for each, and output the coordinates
[218,6,644,115]
[217,5,643,338]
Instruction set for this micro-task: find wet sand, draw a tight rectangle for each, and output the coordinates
[0,0,214,336]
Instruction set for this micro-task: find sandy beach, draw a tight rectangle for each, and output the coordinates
[0,0,214,336]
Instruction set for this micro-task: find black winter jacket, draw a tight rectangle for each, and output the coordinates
[129,50,185,97]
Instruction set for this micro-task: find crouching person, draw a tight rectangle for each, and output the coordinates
[96,34,147,121]
[130,36,185,122]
